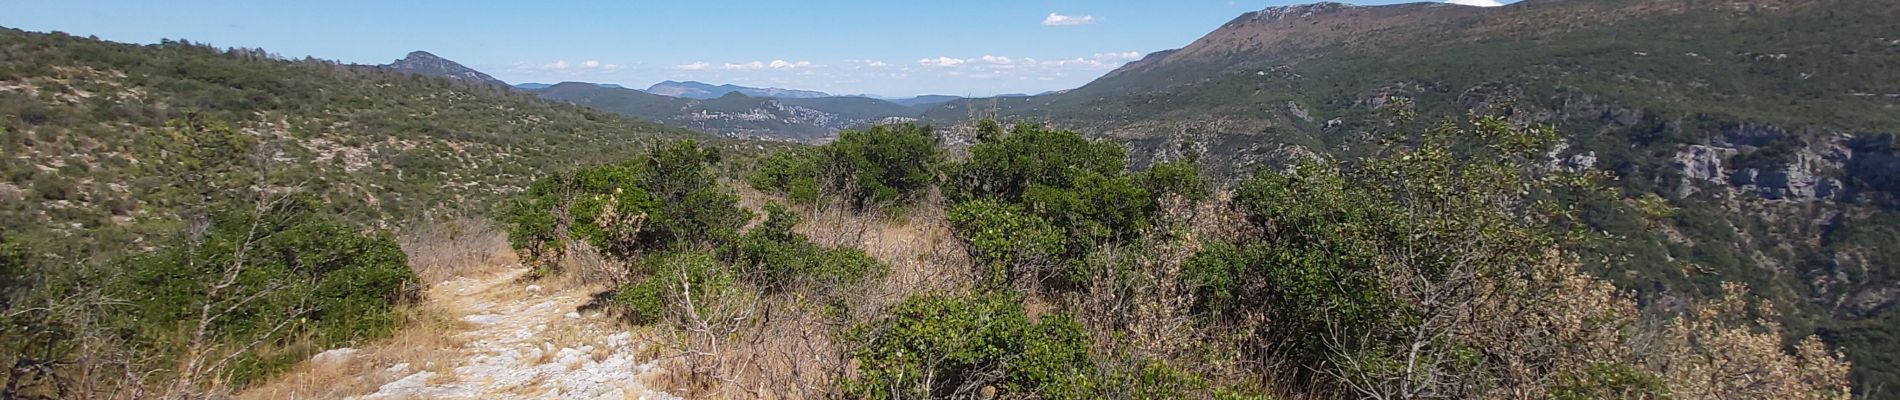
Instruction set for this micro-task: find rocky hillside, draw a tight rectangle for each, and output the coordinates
[382,50,508,87]
[0,29,695,254]
[529,82,920,142]
[921,0,1900,393]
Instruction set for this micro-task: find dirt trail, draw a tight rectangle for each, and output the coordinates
[246,267,677,400]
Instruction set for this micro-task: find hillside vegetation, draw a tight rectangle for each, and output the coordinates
[916,0,1900,393]
[0,28,697,397]
[509,120,1853,399]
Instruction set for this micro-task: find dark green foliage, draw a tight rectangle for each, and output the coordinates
[748,149,822,205]
[611,251,735,325]
[1182,240,1388,361]
[943,123,1179,290]
[109,197,417,386]
[845,293,1097,400]
[945,199,1066,287]
[725,203,887,292]
[1022,172,1154,246]
[748,123,941,210]
[826,124,940,208]
[506,140,747,269]
[506,162,660,265]
[1185,117,1608,389]
[1134,161,1209,202]
[612,278,666,325]
[949,122,1127,204]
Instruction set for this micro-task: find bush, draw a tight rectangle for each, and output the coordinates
[1134,160,1209,202]
[613,251,735,325]
[1181,240,1389,363]
[748,123,941,210]
[1022,172,1154,245]
[506,140,747,270]
[946,199,1067,287]
[111,197,419,386]
[943,122,1165,279]
[726,203,887,292]
[749,149,822,205]
[826,123,940,208]
[949,122,1126,203]
[612,277,666,325]
[846,293,1097,400]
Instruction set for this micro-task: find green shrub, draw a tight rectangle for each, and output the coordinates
[110,197,419,386]
[505,140,747,269]
[614,251,735,325]
[1134,160,1209,202]
[749,149,822,205]
[846,293,1097,400]
[748,123,941,210]
[826,123,940,208]
[612,278,665,325]
[1022,172,1155,245]
[946,199,1067,287]
[949,123,1126,203]
[1181,240,1390,363]
[726,203,887,292]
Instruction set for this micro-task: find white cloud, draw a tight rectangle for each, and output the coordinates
[580,60,621,70]
[1444,0,1504,6]
[723,61,766,70]
[673,62,712,71]
[1042,13,1098,26]
[541,60,570,70]
[978,55,1014,65]
[769,59,813,70]
[918,57,967,67]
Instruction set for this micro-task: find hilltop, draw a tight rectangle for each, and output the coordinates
[382,50,508,87]
[644,80,829,99]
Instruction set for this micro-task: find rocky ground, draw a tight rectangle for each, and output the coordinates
[243,267,677,400]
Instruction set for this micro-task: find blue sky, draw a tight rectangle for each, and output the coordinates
[1,0,1512,97]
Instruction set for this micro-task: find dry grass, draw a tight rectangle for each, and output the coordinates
[638,191,979,399]
[399,217,516,285]
[233,294,471,399]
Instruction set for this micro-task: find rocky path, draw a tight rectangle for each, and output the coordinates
[247,267,677,400]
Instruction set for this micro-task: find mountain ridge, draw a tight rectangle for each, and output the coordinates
[645,80,830,99]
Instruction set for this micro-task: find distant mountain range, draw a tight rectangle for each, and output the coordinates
[521,82,923,142]
[645,81,830,99]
